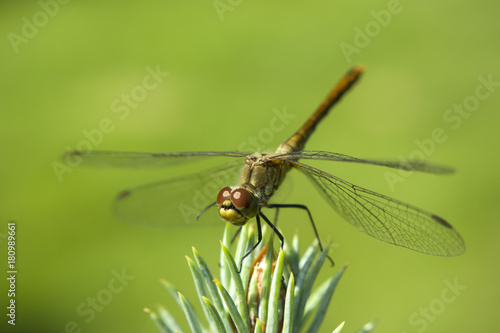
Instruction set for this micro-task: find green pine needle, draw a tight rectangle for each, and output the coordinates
[147,225,375,333]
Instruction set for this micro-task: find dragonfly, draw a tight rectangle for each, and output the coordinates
[65,66,465,264]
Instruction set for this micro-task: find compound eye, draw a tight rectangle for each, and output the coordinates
[230,188,255,210]
[217,187,232,205]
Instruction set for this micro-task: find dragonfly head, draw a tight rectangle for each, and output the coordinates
[217,186,258,226]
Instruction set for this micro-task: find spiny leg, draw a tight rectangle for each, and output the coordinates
[259,212,285,249]
[231,207,278,250]
[238,211,286,272]
[231,226,243,245]
[238,214,263,273]
[268,203,334,266]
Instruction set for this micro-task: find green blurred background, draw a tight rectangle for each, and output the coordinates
[1,1,499,332]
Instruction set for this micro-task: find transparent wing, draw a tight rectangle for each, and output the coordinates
[63,150,249,168]
[274,150,455,174]
[114,160,244,227]
[290,160,465,256]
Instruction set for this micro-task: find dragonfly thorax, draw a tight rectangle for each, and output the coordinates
[216,186,259,226]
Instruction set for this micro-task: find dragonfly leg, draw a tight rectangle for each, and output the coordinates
[231,226,243,244]
[259,212,285,249]
[238,214,263,273]
[268,203,334,266]
[238,211,286,272]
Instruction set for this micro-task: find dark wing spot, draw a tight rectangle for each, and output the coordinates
[68,150,85,156]
[432,214,452,229]
[117,190,131,200]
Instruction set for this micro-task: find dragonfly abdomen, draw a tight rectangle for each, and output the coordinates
[275,66,364,155]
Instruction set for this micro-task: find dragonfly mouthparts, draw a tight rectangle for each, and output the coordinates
[219,200,248,226]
